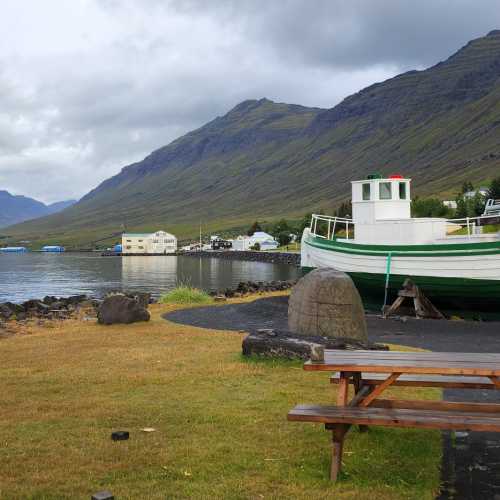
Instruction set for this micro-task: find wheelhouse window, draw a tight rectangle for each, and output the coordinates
[362,183,371,200]
[399,182,407,200]
[379,182,392,200]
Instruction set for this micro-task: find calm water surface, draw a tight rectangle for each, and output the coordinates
[0,253,300,303]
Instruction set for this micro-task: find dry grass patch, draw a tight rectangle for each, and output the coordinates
[0,294,441,499]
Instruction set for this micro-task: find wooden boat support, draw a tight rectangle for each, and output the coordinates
[383,278,445,319]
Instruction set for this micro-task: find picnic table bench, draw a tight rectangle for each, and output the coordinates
[288,350,500,481]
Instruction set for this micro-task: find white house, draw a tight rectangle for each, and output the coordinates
[230,231,278,251]
[122,231,177,254]
[464,188,489,199]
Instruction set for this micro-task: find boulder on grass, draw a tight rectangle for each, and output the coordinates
[288,268,367,341]
[242,329,387,361]
[97,294,150,325]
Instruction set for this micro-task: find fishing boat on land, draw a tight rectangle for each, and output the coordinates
[301,174,500,312]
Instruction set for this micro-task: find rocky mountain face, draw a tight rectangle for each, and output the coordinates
[0,191,76,228]
[5,31,500,246]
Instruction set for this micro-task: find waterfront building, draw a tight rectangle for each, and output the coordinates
[122,231,177,254]
[231,231,278,251]
[42,245,65,252]
[0,246,28,253]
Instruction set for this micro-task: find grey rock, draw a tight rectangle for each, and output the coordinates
[124,292,151,309]
[288,268,368,341]
[97,295,150,325]
[0,303,14,320]
[242,329,386,360]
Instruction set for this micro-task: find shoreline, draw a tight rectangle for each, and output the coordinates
[182,250,301,265]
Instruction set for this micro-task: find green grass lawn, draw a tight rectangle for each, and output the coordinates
[0,296,441,499]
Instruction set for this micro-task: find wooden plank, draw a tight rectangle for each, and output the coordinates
[288,405,500,432]
[315,356,500,368]
[370,399,500,414]
[358,373,401,407]
[330,373,495,390]
[321,350,500,362]
[305,360,500,377]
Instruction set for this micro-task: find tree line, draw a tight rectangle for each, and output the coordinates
[411,177,500,218]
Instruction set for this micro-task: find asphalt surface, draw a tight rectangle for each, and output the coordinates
[165,296,500,499]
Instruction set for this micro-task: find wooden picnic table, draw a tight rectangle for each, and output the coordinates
[289,349,500,481]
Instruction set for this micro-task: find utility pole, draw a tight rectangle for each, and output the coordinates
[199,221,202,251]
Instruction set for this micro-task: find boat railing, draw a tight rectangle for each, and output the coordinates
[309,214,354,240]
[309,213,499,241]
[445,213,500,238]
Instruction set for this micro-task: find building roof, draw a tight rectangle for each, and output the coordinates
[123,231,177,238]
[252,231,275,239]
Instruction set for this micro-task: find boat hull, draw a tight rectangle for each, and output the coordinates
[301,230,500,313]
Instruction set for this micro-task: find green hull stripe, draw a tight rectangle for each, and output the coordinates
[301,266,500,309]
[307,236,500,257]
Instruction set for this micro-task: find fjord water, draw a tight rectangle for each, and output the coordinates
[0,253,300,303]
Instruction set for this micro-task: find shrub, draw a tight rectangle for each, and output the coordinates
[250,242,261,251]
[159,286,212,304]
[277,231,292,247]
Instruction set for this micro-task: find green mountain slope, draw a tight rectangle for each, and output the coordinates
[5,30,500,247]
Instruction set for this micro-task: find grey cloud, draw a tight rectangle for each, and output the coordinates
[0,0,498,203]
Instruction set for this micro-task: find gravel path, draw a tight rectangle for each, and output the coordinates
[165,296,500,499]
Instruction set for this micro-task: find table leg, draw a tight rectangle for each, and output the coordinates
[331,426,345,482]
[353,373,368,433]
[331,371,349,481]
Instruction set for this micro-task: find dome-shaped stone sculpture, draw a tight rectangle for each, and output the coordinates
[288,268,367,340]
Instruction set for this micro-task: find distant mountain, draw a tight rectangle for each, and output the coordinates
[5,30,500,247]
[45,200,77,215]
[0,191,76,228]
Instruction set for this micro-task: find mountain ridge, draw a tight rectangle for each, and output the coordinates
[0,191,76,228]
[4,30,500,247]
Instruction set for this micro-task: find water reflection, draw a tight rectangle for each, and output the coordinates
[0,253,300,302]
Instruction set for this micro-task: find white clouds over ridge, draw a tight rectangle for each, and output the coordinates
[0,0,499,202]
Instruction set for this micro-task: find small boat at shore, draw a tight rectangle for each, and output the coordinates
[301,174,500,312]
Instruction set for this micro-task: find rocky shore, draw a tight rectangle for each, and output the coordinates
[182,250,300,266]
[209,279,297,298]
[0,294,96,323]
[0,292,152,325]
[0,280,296,325]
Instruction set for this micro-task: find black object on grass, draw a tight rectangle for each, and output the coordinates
[111,431,129,441]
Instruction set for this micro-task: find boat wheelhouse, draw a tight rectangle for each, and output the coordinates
[301,174,500,312]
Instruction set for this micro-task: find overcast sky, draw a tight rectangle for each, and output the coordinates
[1,0,499,203]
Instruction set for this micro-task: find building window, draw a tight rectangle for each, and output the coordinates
[138,246,144,249]
[126,246,131,250]
[379,182,392,200]
[399,182,407,200]
[138,239,143,242]
[362,183,371,200]
[126,240,132,242]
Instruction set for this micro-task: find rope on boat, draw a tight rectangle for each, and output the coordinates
[382,252,393,312]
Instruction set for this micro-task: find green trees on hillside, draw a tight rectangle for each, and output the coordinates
[411,197,453,218]
[455,192,485,218]
[488,177,500,200]
[247,221,262,236]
